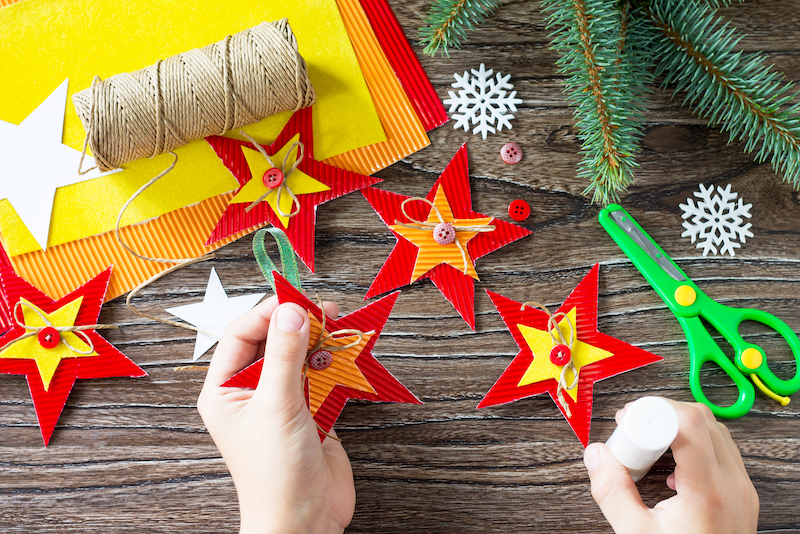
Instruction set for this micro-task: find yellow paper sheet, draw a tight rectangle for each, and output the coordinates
[0,0,385,256]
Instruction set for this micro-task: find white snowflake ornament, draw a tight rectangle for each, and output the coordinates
[443,64,523,139]
[679,184,753,257]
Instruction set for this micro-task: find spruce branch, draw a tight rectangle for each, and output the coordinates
[419,0,501,57]
[647,0,800,187]
[544,0,650,203]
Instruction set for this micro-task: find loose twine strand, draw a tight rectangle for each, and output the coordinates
[520,301,578,418]
[238,131,304,216]
[0,301,118,355]
[73,19,315,172]
[393,197,495,274]
[303,295,374,442]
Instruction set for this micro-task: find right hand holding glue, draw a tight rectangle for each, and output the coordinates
[583,397,759,534]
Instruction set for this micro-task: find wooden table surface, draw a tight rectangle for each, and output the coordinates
[3,0,800,532]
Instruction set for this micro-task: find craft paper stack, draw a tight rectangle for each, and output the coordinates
[0,0,447,300]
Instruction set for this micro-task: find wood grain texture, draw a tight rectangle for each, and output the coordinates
[2,0,800,532]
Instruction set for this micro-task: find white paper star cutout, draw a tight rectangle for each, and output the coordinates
[166,268,266,361]
[0,79,118,250]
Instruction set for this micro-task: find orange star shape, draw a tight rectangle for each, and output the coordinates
[390,186,492,281]
[306,312,375,416]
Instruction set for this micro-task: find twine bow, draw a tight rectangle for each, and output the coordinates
[0,300,118,355]
[239,131,304,217]
[521,301,579,418]
[301,296,374,442]
[393,197,495,274]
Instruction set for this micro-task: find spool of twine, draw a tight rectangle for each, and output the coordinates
[72,18,316,172]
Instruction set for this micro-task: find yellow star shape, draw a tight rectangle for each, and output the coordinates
[517,308,613,402]
[232,133,331,228]
[306,312,375,416]
[390,186,493,282]
[0,297,97,391]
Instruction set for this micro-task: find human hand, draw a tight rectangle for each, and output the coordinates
[197,296,355,534]
[584,398,759,534]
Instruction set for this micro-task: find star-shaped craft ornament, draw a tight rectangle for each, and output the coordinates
[362,143,532,329]
[206,107,382,272]
[165,267,266,362]
[477,264,663,446]
[0,79,119,250]
[222,272,421,439]
[0,266,146,445]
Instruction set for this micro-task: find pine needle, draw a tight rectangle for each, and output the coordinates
[419,0,501,57]
[544,0,652,204]
[647,0,800,188]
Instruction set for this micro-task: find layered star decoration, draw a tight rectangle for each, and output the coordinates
[362,143,532,329]
[0,266,146,445]
[222,272,421,438]
[477,264,663,446]
[0,79,118,250]
[205,107,381,272]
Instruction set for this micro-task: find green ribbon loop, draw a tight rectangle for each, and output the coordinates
[253,228,302,292]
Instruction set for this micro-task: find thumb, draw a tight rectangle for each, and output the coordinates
[251,303,310,413]
[584,443,653,533]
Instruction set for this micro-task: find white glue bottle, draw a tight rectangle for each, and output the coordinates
[605,396,679,482]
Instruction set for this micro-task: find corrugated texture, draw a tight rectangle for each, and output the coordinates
[478,265,664,447]
[0,0,21,7]
[306,315,375,415]
[5,0,436,300]
[8,193,243,302]
[389,187,491,281]
[0,239,12,332]
[0,267,146,445]
[325,0,429,174]
[205,107,381,272]
[361,144,533,329]
[223,272,420,440]
[360,0,448,131]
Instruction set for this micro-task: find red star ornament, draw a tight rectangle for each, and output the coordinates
[205,107,382,272]
[477,264,663,446]
[222,271,421,439]
[0,266,146,446]
[361,143,532,329]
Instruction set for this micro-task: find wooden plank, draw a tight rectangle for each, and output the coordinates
[2,0,800,532]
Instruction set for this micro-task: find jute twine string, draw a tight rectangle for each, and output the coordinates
[238,131,304,216]
[73,19,315,172]
[393,197,495,274]
[0,301,118,355]
[303,295,374,442]
[520,301,578,418]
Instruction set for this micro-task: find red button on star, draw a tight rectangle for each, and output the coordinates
[38,327,60,349]
[508,199,530,222]
[263,168,284,189]
[501,142,522,164]
[549,344,571,365]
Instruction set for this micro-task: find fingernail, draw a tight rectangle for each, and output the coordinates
[276,306,304,333]
[584,445,601,476]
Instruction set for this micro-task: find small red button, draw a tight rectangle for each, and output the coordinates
[433,222,456,245]
[501,142,522,164]
[38,327,60,349]
[309,350,333,371]
[508,199,530,222]
[263,168,284,189]
[549,344,571,366]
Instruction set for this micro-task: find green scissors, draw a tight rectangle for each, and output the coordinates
[599,204,800,418]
